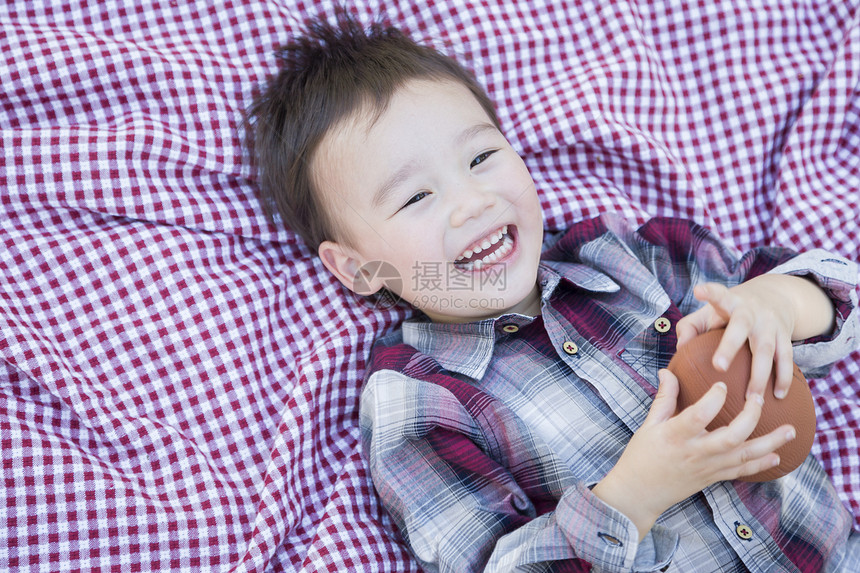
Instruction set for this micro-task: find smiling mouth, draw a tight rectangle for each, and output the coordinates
[453,225,514,271]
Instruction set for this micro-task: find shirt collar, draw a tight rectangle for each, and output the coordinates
[402,262,619,379]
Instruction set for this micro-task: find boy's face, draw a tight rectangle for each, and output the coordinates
[315,79,544,322]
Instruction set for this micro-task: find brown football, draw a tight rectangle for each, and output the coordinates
[667,328,815,482]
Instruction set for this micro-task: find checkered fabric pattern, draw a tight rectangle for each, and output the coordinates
[0,0,858,571]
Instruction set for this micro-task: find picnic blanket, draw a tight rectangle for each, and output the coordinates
[1,0,859,570]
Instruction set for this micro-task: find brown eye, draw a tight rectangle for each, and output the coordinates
[470,150,497,168]
[400,191,429,210]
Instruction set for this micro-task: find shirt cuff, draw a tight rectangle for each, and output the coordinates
[557,482,678,572]
[767,249,859,372]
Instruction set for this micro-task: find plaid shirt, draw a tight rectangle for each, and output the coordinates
[360,215,860,572]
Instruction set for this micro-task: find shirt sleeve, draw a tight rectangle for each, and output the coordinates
[765,249,859,372]
[359,369,679,572]
[614,216,858,371]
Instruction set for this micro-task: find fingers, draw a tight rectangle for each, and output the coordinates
[689,281,795,400]
[674,383,765,448]
[689,284,770,368]
[693,283,733,323]
[634,367,798,496]
[716,317,793,400]
[707,289,749,372]
[685,283,748,370]
[745,332,776,399]
[675,284,727,348]
[675,308,708,348]
[740,424,796,461]
[714,392,764,446]
[717,423,797,481]
[674,379,728,434]
[645,369,680,426]
[772,337,795,399]
[681,391,796,481]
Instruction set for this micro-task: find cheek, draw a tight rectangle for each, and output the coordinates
[509,174,541,219]
[384,234,435,269]
[501,158,536,198]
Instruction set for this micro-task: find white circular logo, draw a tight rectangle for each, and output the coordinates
[353,260,402,310]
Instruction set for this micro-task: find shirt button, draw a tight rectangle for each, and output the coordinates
[654,317,672,333]
[562,341,578,355]
[502,324,519,333]
[735,522,753,541]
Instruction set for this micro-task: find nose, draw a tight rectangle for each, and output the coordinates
[449,183,496,228]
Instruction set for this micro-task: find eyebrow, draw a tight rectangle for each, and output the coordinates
[455,122,498,147]
[372,160,421,210]
[371,122,500,210]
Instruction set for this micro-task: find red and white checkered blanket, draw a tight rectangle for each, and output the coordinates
[1,1,859,570]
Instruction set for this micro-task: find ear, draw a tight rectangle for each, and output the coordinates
[318,240,384,295]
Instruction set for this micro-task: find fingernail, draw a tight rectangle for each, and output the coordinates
[775,389,786,400]
[786,428,796,441]
[772,456,781,467]
[715,357,728,371]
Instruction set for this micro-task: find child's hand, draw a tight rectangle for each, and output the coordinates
[592,369,796,540]
[677,274,836,399]
[675,279,797,400]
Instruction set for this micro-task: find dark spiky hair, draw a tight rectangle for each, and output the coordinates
[244,8,499,251]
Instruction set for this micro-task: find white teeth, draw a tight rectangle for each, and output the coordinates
[456,225,509,263]
[455,228,513,270]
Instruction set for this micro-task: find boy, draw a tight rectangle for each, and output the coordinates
[245,12,860,572]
